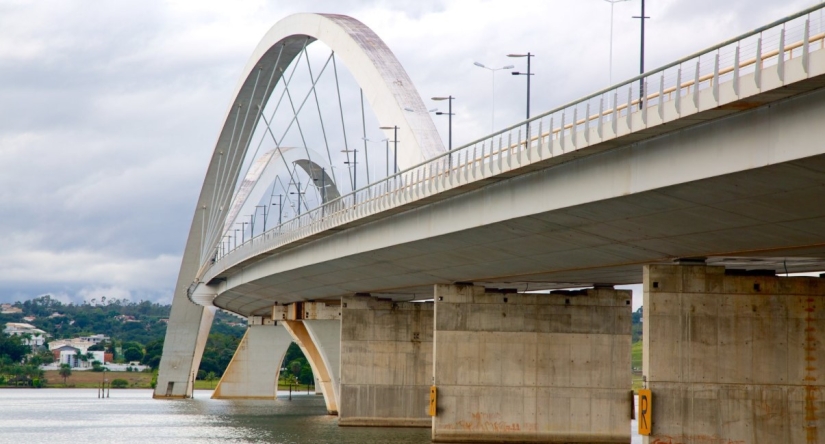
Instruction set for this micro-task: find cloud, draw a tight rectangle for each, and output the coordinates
[0,0,818,303]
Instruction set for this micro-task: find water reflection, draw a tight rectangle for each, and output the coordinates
[0,389,640,443]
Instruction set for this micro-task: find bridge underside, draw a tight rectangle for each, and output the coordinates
[213,86,825,317]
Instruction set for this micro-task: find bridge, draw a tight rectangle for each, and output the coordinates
[157,6,825,443]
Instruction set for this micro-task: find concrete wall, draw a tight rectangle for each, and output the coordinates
[643,264,825,444]
[212,321,292,399]
[339,295,433,427]
[433,284,631,443]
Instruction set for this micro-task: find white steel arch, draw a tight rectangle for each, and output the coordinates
[155,13,443,399]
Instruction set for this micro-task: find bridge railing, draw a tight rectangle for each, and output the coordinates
[205,4,825,282]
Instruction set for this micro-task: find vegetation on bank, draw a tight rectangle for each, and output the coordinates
[1,295,314,388]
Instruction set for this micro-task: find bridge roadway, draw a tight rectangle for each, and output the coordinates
[199,50,825,317]
[160,7,825,443]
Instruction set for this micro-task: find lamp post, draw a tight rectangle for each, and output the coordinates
[473,62,514,132]
[633,0,650,104]
[508,53,534,121]
[342,149,358,191]
[236,222,248,244]
[255,205,266,232]
[431,96,455,152]
[290,181,304,215]
[379,126,399,174]
[233,229,239,249]
[604,0,630,87]
[271,194,283,226]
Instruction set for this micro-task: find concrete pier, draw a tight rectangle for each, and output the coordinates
[278,302,342,414]
[339,295,433,427]
[212,317,292,399]
[432,284,631,443]
[643,264,825,444]
[154,304,214,398]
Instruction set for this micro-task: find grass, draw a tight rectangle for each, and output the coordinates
[631,340,644,393]
[192,380,316,392]
[631,340,642,370]
[44,370,153,388]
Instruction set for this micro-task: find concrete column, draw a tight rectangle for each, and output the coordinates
[211,317,292,399]
[339,295,433,427]
[643,264,825,444]
[154,303,214,398]
[432,284,631,443]
[278,302,341,414]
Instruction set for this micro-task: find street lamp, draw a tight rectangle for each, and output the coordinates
[289,180,305,215]
[431,96,455,152]
[271,194,283,226]
[473,62,514,132]
[255,205,267,232]
[342,149,358,190]
[508,53,534,121]
[379,126,399,174]
[633,0,651,104]
[236,221,248,244]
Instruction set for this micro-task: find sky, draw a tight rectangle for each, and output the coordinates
[1,0,821,307]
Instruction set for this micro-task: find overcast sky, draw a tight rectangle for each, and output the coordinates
[1,0,820,307]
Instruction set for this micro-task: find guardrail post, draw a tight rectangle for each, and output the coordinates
[506,132,513,170]
[803,19,810,74]
[693,60,701,108]
[560,113,566,152]
[611,92,618,135]
[755,37,763,88]
[658,74,664,120]
[536,120,544,159]
[497,136,503,172]
[625,87,632,131]
[641,81,648,124]
[778,27,785,82]
[572,108,578,147]
[733,45,740,96]
[712,52,720,103]
[548,116,555,156]
[584,103,590,144]
[675,68,682,114]
[597,98,604,140]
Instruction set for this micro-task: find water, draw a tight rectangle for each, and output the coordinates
[0,389,641,443]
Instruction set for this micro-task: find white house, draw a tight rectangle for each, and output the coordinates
[3,322,48,348]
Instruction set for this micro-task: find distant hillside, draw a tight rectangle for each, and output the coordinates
[1,294,245,350]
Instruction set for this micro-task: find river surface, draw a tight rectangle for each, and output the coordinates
[0,389,642,443]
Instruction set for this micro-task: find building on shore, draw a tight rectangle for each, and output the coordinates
[3,322,49,348]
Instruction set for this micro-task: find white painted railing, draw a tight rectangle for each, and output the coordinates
[196,3,825,289]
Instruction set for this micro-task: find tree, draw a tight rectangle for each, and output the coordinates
[59,364,72,385]
[111,378,128,388]
[142,339,164,368]
[206,371,217,389]
[0,333,29,362]
[290,359,302,377]
[123,347,144,362]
